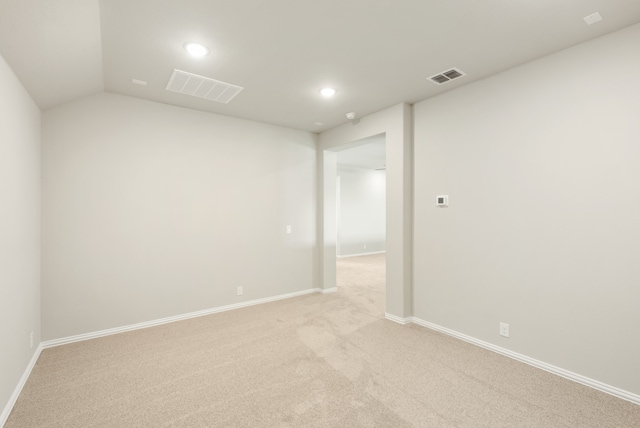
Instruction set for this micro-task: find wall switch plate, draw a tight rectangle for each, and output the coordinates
[237,286,243,296]
[30,331,33,348]
[499,322,509,338]
[286,225,292,234]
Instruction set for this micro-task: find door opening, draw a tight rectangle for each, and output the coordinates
[334,135,387,314]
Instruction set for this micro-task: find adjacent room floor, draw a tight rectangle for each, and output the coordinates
[6,254,639,427]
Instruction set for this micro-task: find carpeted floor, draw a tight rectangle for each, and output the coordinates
[6,254,640,427]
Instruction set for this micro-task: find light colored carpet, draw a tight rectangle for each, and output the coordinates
[6,254,640,427]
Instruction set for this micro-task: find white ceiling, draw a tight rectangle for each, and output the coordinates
[1,1,640,132]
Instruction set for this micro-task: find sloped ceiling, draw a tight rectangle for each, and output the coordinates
[1,0,640,131]
[0,0,103,109]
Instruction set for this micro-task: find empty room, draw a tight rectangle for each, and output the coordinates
[1,0,639,426]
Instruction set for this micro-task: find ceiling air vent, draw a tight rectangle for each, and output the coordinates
[428,67,466,85]
[165,69,243,104]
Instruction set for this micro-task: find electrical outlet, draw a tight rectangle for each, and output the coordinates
[286,225,292,234]
[30,331,33,349]
[237,286,243,296]
[499,322,509,338]
[363,244,367,249]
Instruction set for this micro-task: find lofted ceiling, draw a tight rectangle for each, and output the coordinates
[1,1,640,132]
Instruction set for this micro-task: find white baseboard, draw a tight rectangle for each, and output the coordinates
[410,316,640,406]
[42,288,324,349]
[319,287,337,294]
[1,344,43,427]
[384,312,412,325]
[337,250,386,259]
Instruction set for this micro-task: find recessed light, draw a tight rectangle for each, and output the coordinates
[314,122,324,126]
[320,88,336,97]
[132,79,147,86]
[184,42,209,57]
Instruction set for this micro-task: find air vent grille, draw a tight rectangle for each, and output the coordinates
[431,75,449,84]
[429,67,466,85]
[166,69,243,103]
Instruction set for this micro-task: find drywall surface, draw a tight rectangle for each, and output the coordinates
[42,93,316,340]
[0,53,41,419]
[337,167,386,256]
[319,103,412,318]
[413,24,640,395]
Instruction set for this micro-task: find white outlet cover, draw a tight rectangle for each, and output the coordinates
[237,286,243,296]
[499,322,510,338]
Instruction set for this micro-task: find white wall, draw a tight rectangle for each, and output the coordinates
[42,92,317,340]
[337,167,386,256]
[0,54,41,420]
[413,23,640,395]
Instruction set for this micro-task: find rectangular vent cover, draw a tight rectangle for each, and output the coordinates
[428,67,466,85]
[166,69,243,103]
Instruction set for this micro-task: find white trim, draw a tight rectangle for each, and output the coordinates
[336,175,341,256]
[1,344,43,427]
[410,316,640,406]
[337,250,386,259]
[42,288,323,349]
[385,312,411,325]
[319,287,338,294]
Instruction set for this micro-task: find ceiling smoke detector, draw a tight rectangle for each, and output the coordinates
[428,67,466,85]
[345,112,356,120]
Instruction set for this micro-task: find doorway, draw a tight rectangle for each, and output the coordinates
[316,103,412,322]
[335,135,387,314]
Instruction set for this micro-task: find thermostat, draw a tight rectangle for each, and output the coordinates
[436,195,449,207]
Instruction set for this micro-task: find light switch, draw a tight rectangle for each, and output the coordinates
[286,225,292,234]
